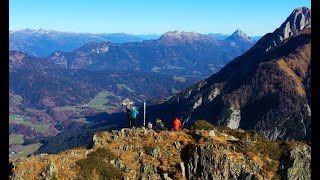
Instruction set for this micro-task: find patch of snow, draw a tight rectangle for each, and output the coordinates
[91,45,109,54]
[230,42,236,46]
[91,49,100,53]
[208,88,220,102]
[100,46,109,52]
[193,97,202,109]
[226,106,241,129]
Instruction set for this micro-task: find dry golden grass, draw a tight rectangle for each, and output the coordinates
[248,152,265,167]
[232,152,243,160]
[277,59,305,96]
[11,148,90,180]
[285,44,311,78]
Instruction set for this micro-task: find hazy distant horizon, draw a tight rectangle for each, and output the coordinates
[8,27,265,37]
[10,0,310,36]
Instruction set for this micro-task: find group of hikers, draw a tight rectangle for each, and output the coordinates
[125,104,182,131]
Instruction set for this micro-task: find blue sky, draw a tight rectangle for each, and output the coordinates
[9,0,311,36]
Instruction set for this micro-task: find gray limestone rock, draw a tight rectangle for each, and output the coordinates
[279,144,311,180]
[151,147,161,159]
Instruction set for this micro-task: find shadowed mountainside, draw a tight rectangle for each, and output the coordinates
[146,7,311,141]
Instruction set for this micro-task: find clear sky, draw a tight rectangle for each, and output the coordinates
[9,0,311,36]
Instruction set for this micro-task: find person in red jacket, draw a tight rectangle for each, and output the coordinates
[173,117,182,131]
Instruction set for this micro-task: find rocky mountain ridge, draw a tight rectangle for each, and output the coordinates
[9,127,311,179]
[158,31,220,45]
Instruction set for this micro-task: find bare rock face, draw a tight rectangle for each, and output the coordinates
[41,161,58,180]
[266,7,311,51]
[279,144,311,180]
[277,7,311,40]
[183,144,261,180]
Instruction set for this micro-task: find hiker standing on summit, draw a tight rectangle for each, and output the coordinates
[130,106,139,128]
[121,98,134,128]
[126,106,132,128]
[156,118,167,131]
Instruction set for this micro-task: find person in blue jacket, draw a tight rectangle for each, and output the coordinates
[130,106,139,128]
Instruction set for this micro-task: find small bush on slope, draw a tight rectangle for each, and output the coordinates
[189,120,214,130]
[76,148,124,180]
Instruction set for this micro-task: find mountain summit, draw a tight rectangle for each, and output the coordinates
[225,29,255,51]
[247,7,311,54]
[158,31,218,45]
[226,29,254,43]
[277,7,311,40]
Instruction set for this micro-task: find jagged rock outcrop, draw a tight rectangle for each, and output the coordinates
[9,128,311,179]
[277,7,311,40]
[41,161,59,180]
[183,144,261,179]
[279,144,311,180]
[249,7,311,54]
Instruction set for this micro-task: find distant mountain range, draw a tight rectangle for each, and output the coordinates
[9,28,261,58]
[9,29,145,58]
[45,30,256,79]
[147,7,311,141]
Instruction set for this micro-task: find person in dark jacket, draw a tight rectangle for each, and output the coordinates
[126,106,132,128]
